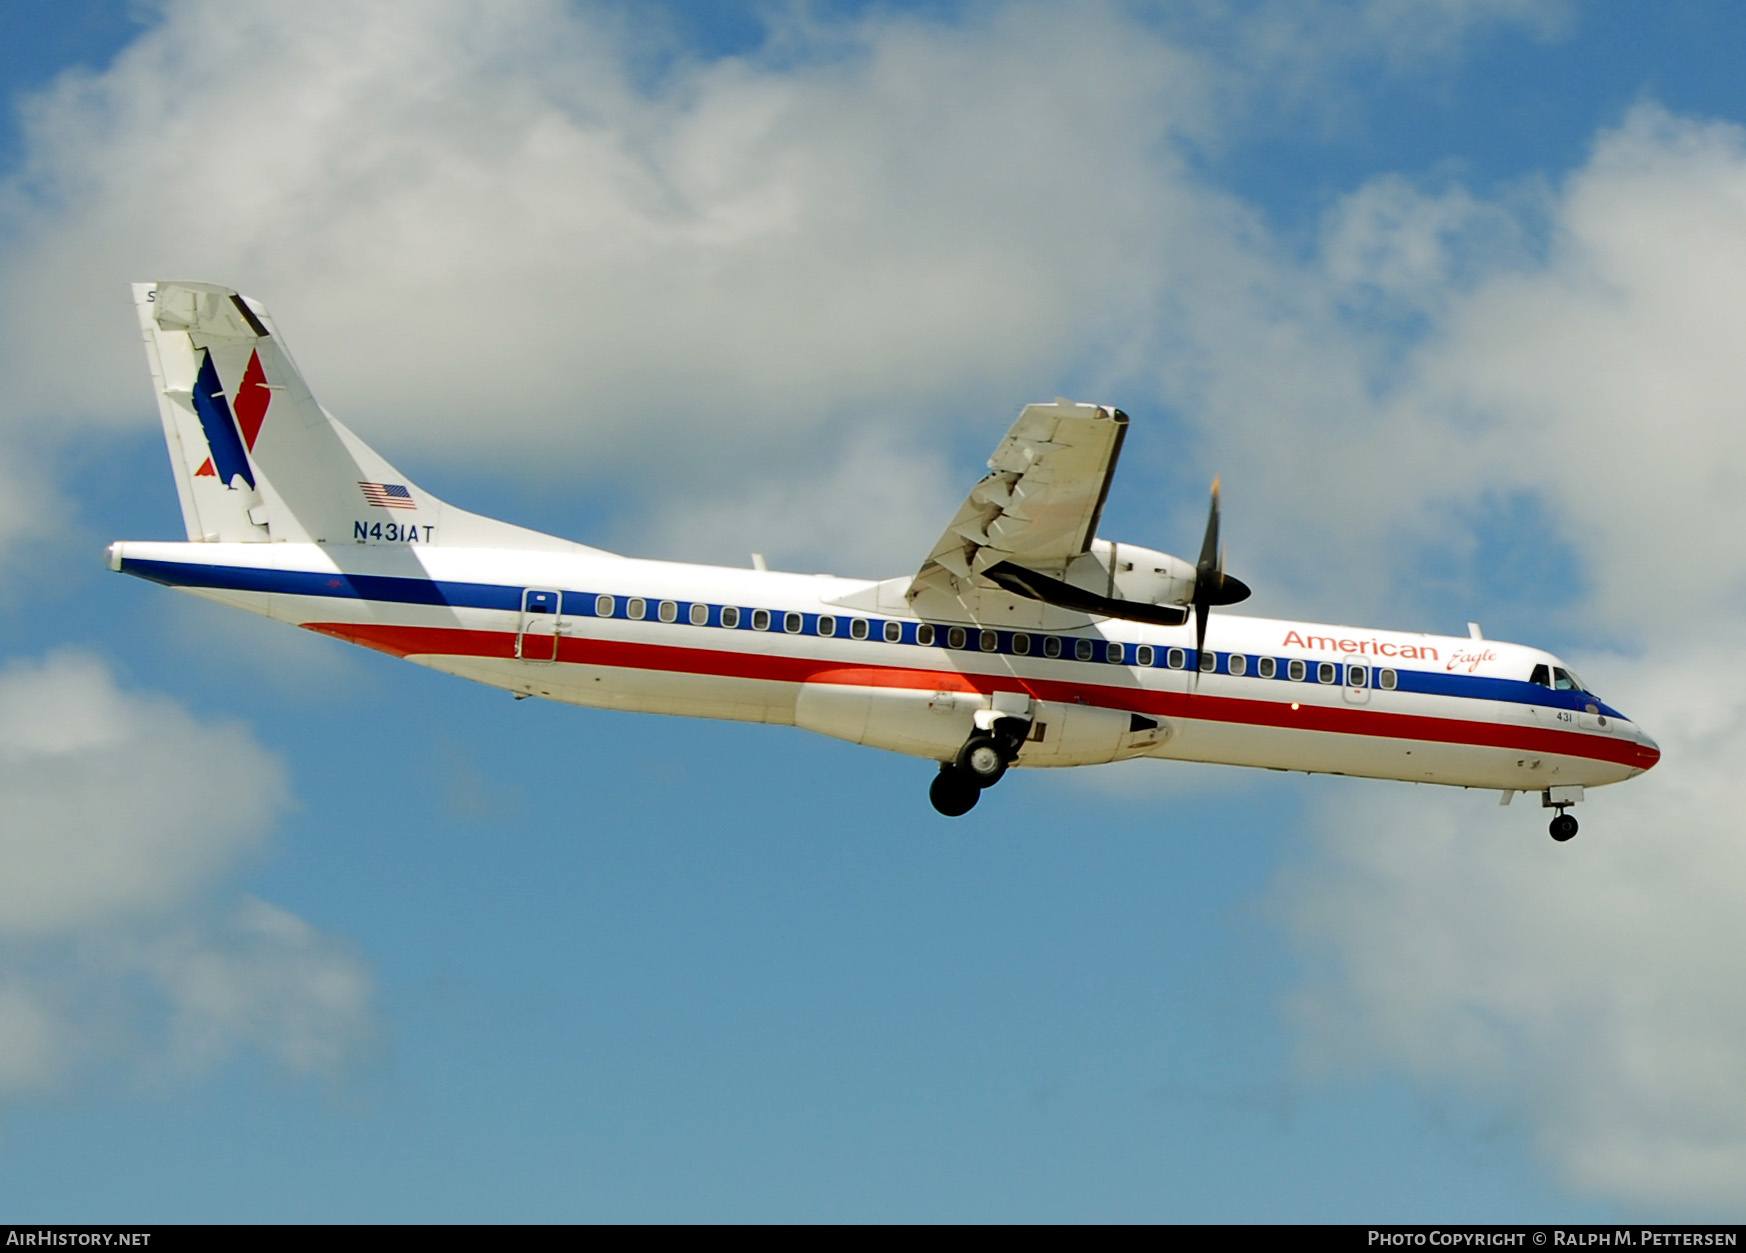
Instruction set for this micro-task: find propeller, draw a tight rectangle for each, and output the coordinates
[1192,477,1251,679]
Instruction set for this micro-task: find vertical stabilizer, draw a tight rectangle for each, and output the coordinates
[134,281,607,554]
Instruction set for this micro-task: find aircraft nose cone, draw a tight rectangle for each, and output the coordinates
[1634,727,1661,772]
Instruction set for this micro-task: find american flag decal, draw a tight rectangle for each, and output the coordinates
[359,481,416,509]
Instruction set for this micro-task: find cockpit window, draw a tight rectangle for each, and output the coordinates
[1553,666,1587,693]
[1529,663,1551,687]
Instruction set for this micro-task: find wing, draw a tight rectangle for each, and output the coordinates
[912,400,1127,597]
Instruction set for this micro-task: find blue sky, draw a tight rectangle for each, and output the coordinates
[2,0,1745,1222]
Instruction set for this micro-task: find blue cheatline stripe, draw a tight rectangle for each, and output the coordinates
[122,557,520,610]
[117,557,1629,721]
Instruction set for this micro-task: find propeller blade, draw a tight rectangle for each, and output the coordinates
[1193,596,1210,684]
[1197,477,1221,579]
[1189,477,1251,685]
[1192,480,1220,680]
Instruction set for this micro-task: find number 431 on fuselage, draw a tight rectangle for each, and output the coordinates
[108,282,1659,840]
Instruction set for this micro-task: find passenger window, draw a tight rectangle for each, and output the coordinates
[1529,663,1551,687]
[948,626,968,649]
[916,624,935,646]
[1013,634,1032,656]
[1199,650,1216,672]
[980,630,998,652]
[1317,662,1336,684]
[1105,641,1124,664]
[1043,637,1062,659]
[627,597,646,621]
[883,620,902,643]
[784,612,803,634]
[721,606,741,629]
[1136,645,1153,667]
[689,602,709,626]
[1349,664,1367,688]
[595,594,615,617]
[1229,654,1247,677]
[1075,639,1094,662]
[1167,648,1186,670]
[658,600,677,623]
[818,615,836,637]
[752,609,771,631]
[850,618,869,640]
[1380,668,1397,690]
[1288,659,1306,682]
[1258,657,1276,679]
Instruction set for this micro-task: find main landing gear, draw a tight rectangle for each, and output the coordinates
[928,718,1029,817]
[929,766,980,817]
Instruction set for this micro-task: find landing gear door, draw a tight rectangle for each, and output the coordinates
[517,588,565,662]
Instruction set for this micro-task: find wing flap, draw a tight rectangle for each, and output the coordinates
[913,401,1127,599]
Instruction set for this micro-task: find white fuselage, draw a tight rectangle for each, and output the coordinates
[109,540,1660,792]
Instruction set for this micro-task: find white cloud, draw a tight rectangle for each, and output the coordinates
[1321,173,1530,313]
[1282,649,1746,1213]
[0,650,282,934]
[0,426,70,581]
[132,897,378,1079]
[0,651,375,1098]
[1412,106,1746,630]
[0,0,1575,573]
[1272,106,1746,1213]
[0,0,1210,466]
[641,427,957,575]
[1201,0,1570,137]
[0,983,70,1094]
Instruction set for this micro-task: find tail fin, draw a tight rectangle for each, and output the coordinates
[134,281,606,554]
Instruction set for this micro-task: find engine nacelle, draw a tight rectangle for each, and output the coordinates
[1064,540,1197,610]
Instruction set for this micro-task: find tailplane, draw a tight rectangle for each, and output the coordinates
[134,281,605,554]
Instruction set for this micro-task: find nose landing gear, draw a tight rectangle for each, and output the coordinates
[928,717,1030,816]
[1541,785,1583,841]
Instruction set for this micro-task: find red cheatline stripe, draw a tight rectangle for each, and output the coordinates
[304,621,1660,771]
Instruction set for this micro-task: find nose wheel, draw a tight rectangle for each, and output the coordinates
[1540,787,1583,842]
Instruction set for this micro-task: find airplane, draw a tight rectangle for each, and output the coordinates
[107,281,1660,839]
